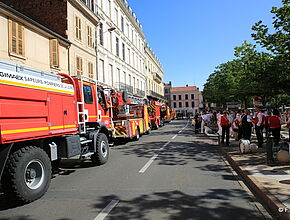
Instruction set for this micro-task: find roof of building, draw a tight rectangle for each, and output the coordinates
[172,86,198,92]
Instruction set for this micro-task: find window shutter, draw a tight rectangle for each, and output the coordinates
[75,17,78,39]
[11,21,17,53]
[50,39,59,67]
[18,24,24,56]
[79,19,82,41]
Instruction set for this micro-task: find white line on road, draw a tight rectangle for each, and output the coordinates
[172,134,177,139]
[139,154,158,173]
[160,141,170,150]
[94,200,119,220]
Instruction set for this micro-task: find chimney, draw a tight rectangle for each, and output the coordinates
[186,84,188,87]
[169,81,172,85]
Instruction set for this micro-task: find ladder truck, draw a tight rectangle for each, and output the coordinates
[0,60,112,203]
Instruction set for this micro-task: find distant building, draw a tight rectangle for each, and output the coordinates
[164,81,172,106]
[170,84,203,115]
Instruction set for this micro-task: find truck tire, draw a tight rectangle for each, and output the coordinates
[2,146,51,203]
[91,133,109,165]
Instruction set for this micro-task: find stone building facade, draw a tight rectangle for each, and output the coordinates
[170,85,204,116]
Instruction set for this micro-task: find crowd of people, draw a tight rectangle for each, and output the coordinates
[193,108,290,146]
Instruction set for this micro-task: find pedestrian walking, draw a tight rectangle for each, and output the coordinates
[241,110,252,140]
[220,111,231,146]
[268,109,282,146]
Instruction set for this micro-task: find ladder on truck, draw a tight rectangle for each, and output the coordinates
[76,75,99,134]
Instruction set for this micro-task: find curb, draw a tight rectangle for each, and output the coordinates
[220,146,290,220]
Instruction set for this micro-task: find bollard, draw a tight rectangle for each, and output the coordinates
[266,135,274,165]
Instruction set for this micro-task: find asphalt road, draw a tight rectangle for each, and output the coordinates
[0,120,268,220]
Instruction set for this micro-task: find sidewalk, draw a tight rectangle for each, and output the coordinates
[219,135,290,220]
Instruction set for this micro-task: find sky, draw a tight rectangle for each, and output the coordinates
[127,0,282,90]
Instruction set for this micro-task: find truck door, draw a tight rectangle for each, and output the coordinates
[62,95,77,132]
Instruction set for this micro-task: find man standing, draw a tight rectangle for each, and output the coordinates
[254,108,265,148]
[220,111,231,146]
[241,110,252,140]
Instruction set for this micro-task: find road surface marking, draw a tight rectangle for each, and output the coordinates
[139,154,158,173]
[160,141,170,150]
[178,131,182,133]
[172,134,177,139]
[94,200,119,220]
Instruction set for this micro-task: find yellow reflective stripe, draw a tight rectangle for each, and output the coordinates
[0,79,74,95]
[1,127,48,134]
[1,125,77,134]
[89,115,98,118]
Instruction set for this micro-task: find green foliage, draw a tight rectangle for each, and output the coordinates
[204,0,290,107]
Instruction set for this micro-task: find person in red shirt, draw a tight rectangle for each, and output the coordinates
[220,111,231,146]
[268,109,282,146]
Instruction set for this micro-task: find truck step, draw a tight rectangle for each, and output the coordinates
[80,152,94,159]
[80,140,92,145]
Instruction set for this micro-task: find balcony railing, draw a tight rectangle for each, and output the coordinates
[134,88,145,97]
[148,90,165,100]
[152,72,162,83]
[115,82,133,94]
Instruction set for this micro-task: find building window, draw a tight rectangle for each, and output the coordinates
[49,39,59,68]
[173,95,176,100]
[75,16,82,41]
[116,37,119,56]
[191,94,194,99]
[185,94,188,100]
[121,16,124,32]
[109,64,113,86]
[99,23,104,46]
[88,62,93,79]
[192,101,195,107]
[87,26,93,47]
[76,56,83,76]
[122,43,125,61]
[8,20,25,56]
[173,102,176,108]
[179,95,182,100]
[127,48,130,64]
[99,59,104,82]
[179,102,182,108]
[185,102,189,107]
[115,8,118,25]
[126,23,129,37]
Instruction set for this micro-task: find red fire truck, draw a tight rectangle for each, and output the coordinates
[161,104,171,124]
[148,99,161,129]
[0,60,114,203]
[101,90,150,141]
[112,102,150,140]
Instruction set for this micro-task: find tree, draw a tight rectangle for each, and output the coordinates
[252,0,290,96]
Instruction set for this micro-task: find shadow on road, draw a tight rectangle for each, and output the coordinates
[92,189,263,220]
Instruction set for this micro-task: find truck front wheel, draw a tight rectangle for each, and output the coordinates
[2,146,51,203]
[91,133,109,165]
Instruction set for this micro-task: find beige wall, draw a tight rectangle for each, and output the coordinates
[67,1,97,79]
[0,12,69,74]
[145,48,164,97]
